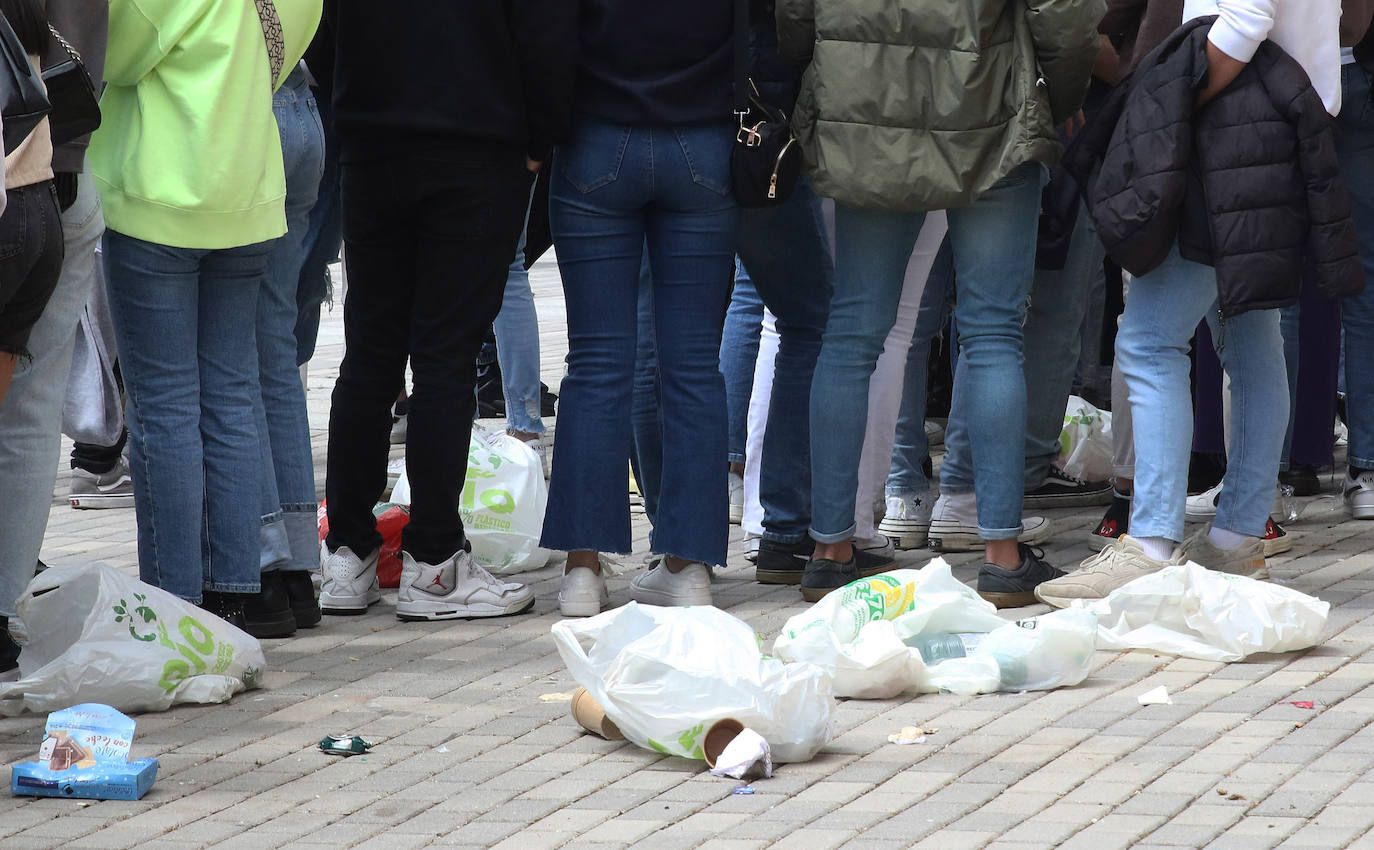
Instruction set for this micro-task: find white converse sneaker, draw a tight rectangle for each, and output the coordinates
[728,472,745,525]
[559,566,609,617]
[396,550,534,620]
[629,559,712,607]
[1344,469,1374,520]
[319,543,381,614]
[927,491,1051,552]
[877,490,933,549]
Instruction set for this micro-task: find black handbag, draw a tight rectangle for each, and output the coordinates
[729,0,801,208]
[0,11,50,154]
[42,24,100,148]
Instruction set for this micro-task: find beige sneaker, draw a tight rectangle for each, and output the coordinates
[1034,534,1185,608]
[1183,526,1268,579]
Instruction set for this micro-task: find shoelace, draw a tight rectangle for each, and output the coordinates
[1049,466,1089,486]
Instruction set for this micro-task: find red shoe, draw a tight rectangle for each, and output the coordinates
[1262,517,1291,557]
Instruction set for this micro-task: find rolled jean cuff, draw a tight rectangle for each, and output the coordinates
[978,524,1022,542]
[206,581,260,595]
[1348,454,1374,471]
[260,514,291,572]
[761,530,808,546]
[809,523,857,545]
[284,507,321,572]
[727,451,746,464]
[1212,516,1268,540]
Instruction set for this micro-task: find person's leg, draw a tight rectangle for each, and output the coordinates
[0,175,96,616]
[0,186,65,408]
[295,85,341,367]
[720,261,761,522]
[887,237,953,499]
[1278,302,1301,470]
[742,309,779,539]
[1338,65,1374,516]
[542,121,651,559]
[1287,285,1340,471]
[629,251,663,524]
[642,123,739,567]
[494,188,547,439]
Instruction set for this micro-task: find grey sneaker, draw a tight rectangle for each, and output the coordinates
[977,545,1066,609]
[319,543,381,614]
[396,549,535,620]
[630,560,712,607]
[69,464,135,509]
[1183,527,1268,579]
[1034,535,1185,608]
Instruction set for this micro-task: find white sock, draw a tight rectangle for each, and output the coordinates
[1207,525,1249,550]
[1135,536,1177,561]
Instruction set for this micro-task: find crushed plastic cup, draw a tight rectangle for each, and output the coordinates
[318,735,373,756]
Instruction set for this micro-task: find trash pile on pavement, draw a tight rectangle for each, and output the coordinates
[553,557,1330,771]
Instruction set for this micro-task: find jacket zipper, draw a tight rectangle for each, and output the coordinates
[768,137,797,199]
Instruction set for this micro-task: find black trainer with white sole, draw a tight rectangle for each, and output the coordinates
[1023,466,1113,509]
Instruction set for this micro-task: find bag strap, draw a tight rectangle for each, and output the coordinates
[46,24,81,64]
[732,0,749,118]
[251,0,286,85]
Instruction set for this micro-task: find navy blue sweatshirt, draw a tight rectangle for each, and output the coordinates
[575,0,735,126]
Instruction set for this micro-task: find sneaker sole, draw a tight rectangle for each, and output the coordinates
[558,599,606,618]
[877,520,930,550]
[244,613,298,639]
[1184,506,1219,521]
[70,494,135,509]
[396,595,536,620]
[755,567,803,585]
[1032,589,1077,609]
[978,589,1041,609]
[1350,502,1374,520]
[929,521,1052,553]
[1263,536,1292,557]
[1022,489,1114,509]
[800,584,839,603]
[629,587,713,607]
[319,591,381,615]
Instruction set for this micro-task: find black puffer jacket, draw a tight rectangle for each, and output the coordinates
[1064,17,1363,316]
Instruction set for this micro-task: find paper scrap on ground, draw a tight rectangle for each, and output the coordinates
[539,692,576,702]
[1137,685,1172,705]
[708,729,773,780]
[888,726,935,745]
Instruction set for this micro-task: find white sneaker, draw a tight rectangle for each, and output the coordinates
[1035,535,1185,608]
[558,566,608,617]
[742,531,762,564]
[927,491,1051,552]
[1185,482,1222,521]
[1183,526,1268,579]
[728,472,744,525]
[319,543,381,614]
[925,419,945,447]
[1336,418,1349,448]
[877,491,933,549]
[629,560,712,607]
[396,549,535,620]
[1345,469,1374,520]
[69,464,135,509]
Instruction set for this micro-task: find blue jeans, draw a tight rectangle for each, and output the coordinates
[942,199,1104,492]
[493,193,547,435]
[543,117,738,565]
[0,170,103,616]
[258,67,325,574]
[737,177,833,543]
[720,259,762,463]
[887,237,953,496]
[811,163,1044,543]
[1116,244,1287,541]
[630,250,663,525]
[294,84,341,367]
[104,232,272,601]
[1338,64,1374,471]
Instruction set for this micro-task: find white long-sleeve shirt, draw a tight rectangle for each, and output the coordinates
[1184,0,1343,114]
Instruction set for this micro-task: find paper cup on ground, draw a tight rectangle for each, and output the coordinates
[702,718,745,768]
[570,687,624,740]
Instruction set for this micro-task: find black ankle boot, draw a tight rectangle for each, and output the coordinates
[200,591,249,631]
[0,616,19,677]
[243,572,297,638]
[280,571,321,629]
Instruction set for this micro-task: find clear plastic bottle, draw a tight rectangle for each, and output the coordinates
[902,632,985,665]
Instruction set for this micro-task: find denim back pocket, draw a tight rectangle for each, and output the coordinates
[674,125,732,196]
[0,190,31,263]
[560,121,633,194]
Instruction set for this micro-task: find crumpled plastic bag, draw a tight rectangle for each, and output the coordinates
[393,425,550,574]
[772,560,1097,697]
[0,564,265,716]
[1077,562,1329,661]
[551,603,835,763]
[1058,394,1113,483]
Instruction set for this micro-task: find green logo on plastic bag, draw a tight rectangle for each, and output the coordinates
[647,722,706,760]
[111,598,240,693]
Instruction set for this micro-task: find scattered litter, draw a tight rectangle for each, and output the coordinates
[1229,793,1246,801]
[318,735,373,757]
[731,785,755,795]
[10,704,158,800]
[706,724,772,780]
[1137,686,1172,705]
[888,726,933,745]
[569,687,624,741]
[435,746,449,753]
[348,657,359,662]
[539,692,576,702]
[1290,701,1315,709]
[1217,788,1227,795]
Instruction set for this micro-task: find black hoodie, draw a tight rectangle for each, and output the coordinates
[323,0,576,162]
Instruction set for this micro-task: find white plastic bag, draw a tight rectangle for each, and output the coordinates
[1079,562,1329,662]
[773,560,1098,697]
[552,603,835,763]
[392,425,550,574]
[1058,394,1113,483]
[0,564,266,716]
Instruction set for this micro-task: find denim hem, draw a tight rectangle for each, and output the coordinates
[260,509,284,525]
[651,550,725,568]
[506,419,547,436]
[978,526,1022,542]
[1349,455,1374,471]
[1211,515,1268,540]
[939,486,975,497]
[282,502,318,513]
[761,531,807,545]
[810,524,857,545]
[541,541,633,557]
[883,487,927,499]
[727,452,746,464]
[206,582,260,594]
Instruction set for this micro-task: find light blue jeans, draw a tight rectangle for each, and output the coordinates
[494,190,547,435]
[258,66,325,574]
[811,162,1044,543]
[1116,244,1287,541]
[720,259,762,463]
[942,200,1105,492]
[0,169,103,616]
[1338,64,1374,472]
[105,232,273,601]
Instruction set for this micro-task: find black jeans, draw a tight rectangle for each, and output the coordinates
[325,145,532,563]
[0,182,64,357]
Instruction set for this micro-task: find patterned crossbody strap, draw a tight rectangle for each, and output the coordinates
[47,24,82,63]
[251,0,285,85]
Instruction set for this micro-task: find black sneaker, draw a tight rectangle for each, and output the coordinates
[799,548,897,603]
[977,545,1066,609]
[1023,466,1113,508]
[0,616,19,680]
[540,383,559,418]
[281,570,322,629]
[755,538,814,585]
[243,573,297,639]
[1279,464,1321,497]
[200,591,250,631]
[1088,493,1131,551]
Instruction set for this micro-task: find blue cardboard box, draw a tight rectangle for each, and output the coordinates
[9,704,158,800]
[11,758,158,800]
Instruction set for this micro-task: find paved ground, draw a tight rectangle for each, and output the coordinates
[4,259,1374,849]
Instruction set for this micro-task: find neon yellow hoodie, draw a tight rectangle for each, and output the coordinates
[90,0,321,250]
